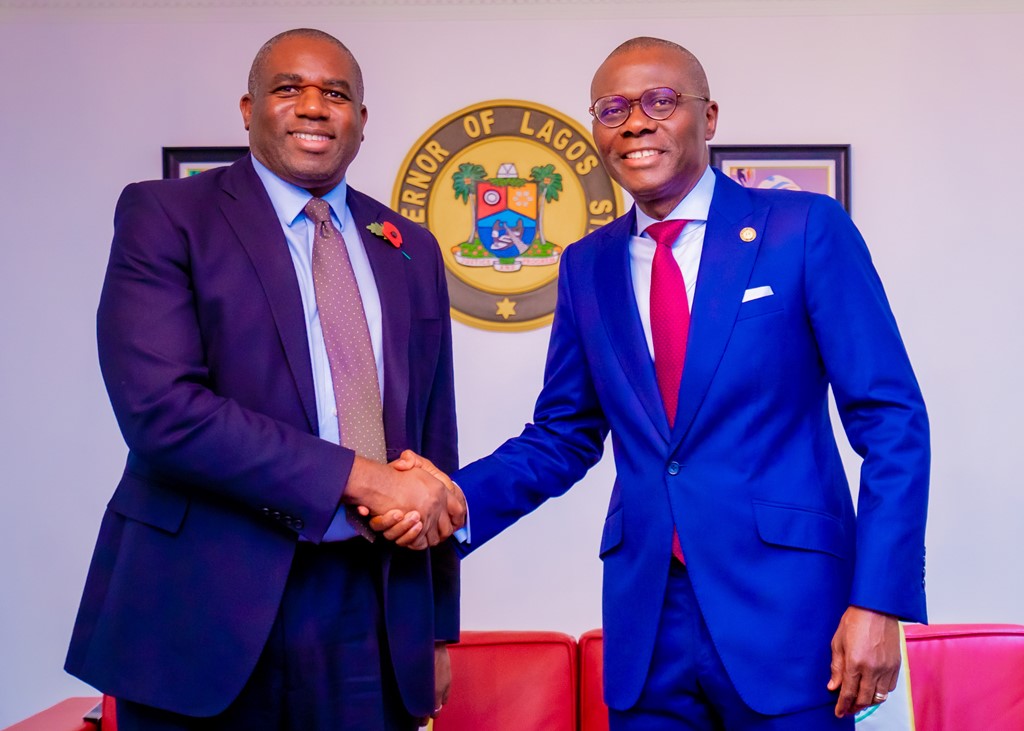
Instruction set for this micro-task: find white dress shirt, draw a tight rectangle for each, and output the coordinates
[630,165,716,358]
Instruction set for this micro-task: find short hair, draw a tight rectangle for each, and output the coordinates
[247,28,364,100]
[605,36,710,98]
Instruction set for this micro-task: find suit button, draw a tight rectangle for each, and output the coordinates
[260,507,271,516]
[293,519,304,530]
[667,461,680,476]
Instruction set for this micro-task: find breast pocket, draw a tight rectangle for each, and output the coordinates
[735,294,784,321]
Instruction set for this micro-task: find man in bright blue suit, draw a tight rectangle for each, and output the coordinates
[384,36,929,730]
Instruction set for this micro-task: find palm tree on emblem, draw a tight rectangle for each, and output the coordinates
[530,164,563,247]
[452,163,488,245]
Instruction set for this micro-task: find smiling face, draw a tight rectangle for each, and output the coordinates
[240,34,366,196]
[590,45,718,220]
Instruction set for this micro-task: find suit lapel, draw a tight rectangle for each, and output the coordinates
[219,157,318,432]
[347,187,411,458]
[595,208,672,443]
[670,170,769,451]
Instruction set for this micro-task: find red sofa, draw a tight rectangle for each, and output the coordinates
[7,624,1023,730]
[577,624,1024,731]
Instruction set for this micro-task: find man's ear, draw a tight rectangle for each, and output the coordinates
[240,94,253,131]
[704,100,719,141]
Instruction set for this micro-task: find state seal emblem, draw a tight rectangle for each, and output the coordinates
[393,100,622,330]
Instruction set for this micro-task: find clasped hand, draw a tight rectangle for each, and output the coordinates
[345,453,465,548]
[369,450,465,549]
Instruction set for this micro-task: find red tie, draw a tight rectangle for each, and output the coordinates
[646,219,690,563]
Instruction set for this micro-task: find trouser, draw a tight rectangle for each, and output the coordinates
[610,561,854,731]
[117,539,417,731]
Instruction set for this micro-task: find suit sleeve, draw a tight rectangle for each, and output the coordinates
[803,195,929,622]
[454,244,609,552]
[98,182,351,541]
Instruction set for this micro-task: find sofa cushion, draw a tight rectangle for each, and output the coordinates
[435,630,578,731]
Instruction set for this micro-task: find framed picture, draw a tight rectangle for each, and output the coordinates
[162,146,249,179]
[709,144,850,212]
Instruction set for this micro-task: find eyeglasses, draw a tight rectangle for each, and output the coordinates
[589,87,709,128]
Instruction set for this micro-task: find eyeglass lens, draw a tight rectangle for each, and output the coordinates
[594,87,682,128]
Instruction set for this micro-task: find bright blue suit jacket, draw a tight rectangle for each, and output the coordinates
[456,169,928,715]
[66,156,459,718]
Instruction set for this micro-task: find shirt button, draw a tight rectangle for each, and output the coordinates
[667,461,680,476]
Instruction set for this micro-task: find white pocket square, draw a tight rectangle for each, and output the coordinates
[742,285,774,303]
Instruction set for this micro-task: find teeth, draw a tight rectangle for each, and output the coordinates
[294,132,330,141]
[625,149,659,159]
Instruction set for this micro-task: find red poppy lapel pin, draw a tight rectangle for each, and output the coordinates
[367,221,411,259]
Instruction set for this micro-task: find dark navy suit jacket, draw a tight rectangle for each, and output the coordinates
[66,156,459,718]
[456,169,928,715]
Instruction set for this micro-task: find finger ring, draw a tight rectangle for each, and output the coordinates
[874,692,888,702]
[434,705,443,714]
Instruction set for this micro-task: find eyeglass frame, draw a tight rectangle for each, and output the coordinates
[589,87,710,128]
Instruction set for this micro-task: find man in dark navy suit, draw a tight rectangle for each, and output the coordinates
[66,28,464,730]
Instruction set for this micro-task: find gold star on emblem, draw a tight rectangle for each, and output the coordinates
[496,297,517,320]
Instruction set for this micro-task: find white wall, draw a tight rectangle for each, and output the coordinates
[2,1,1022,724]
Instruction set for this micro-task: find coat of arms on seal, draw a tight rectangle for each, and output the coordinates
[392,100,622,331]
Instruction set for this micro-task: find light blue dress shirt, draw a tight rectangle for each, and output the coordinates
[252,156,383,541]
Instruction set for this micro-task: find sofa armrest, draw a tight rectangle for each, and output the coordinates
[1,697,100,731]
[579,629,608,731]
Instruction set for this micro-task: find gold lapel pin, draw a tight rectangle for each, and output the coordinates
[739,227,757,242]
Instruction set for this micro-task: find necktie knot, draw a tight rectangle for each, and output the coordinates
[304,197,332,226]
[645,219,689,249]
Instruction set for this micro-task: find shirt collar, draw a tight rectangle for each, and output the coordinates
[634,165,716,236]
[250,154,349,230]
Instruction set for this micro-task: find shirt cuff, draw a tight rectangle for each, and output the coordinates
[453,482,470,543]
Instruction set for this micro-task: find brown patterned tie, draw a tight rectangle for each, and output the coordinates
[305,197,386,539]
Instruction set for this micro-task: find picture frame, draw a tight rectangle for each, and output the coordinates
[709,144,850,212]
[162,146,249,179]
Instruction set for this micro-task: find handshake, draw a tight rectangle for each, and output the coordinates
[346,450,466,550]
